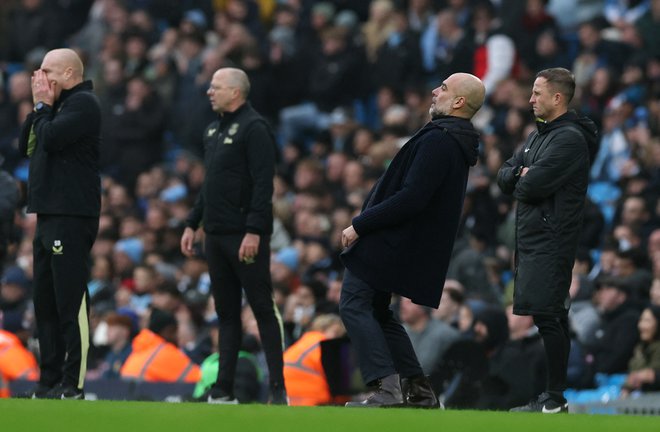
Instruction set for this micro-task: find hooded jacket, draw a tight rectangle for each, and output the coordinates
[341,116,479,308]
[497,111,598,316]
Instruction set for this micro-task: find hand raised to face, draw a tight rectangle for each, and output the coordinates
[31,69,55,106]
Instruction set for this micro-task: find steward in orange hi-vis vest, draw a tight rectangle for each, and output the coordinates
[283,314,348,406]
[120,329,200,383]
[0,329,39,397]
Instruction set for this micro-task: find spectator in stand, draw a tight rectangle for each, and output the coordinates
[111,75,167,193]
[611,247,653,302]
[621,305,660,396]
[370,6,423,106]
[98,311,134,379]
[400,297,460,375]
[283,313,348,406]
[406,0,434,32]
[0,310,39,398]
[475,305,547,410]
[433,280,465,329]
[529,28,573,73]
[0,165,19,277]
[578,66,618,131]
[586,276,641,378]
[604,0,650,30]
[361,0,396,68]
[574,18,633,78]
[279,26,363,147]
[510,0,559,76]
[120,308,200,383]
[470,0,517,96]
[193,317,265,404]
[1,0,63,62]
[635,0,660,58]
[265,25,306,123]
[420,8,473,85]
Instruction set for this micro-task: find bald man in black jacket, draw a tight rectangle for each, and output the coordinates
[19,48,101,400]
[339,73,485,408]
[182,67,286,405]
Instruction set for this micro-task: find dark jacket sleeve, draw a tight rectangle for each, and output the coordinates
[186,192,204,230]
[496,148,524,195]
[244,120,275,235]
[513,128,587,204]
[351,132,450,236]
[32,93,101,153]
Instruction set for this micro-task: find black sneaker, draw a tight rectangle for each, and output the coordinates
[202,386,238,405]
[44,383,85,400]
[510,392,568,414]
[14,383,53,399]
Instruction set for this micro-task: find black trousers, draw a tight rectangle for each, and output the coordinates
[33,214,98,389]
[533,314,570,397]
[205,233,284,393]
[339,269,423,385]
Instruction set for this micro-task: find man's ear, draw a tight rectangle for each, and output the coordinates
[554,92,562,106]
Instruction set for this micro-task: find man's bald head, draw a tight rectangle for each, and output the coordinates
[216,67,250,100]
[40,48,85,99]
[44,48,84,80]
[451,73,485,118]
[429,73,485,120]
[208,67,252,113]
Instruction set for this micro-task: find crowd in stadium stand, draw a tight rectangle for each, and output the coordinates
[1,0,660,408]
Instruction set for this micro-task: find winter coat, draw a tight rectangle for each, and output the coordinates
[590,301,640,374]
[341,116,479,308]
[497,111,597,316]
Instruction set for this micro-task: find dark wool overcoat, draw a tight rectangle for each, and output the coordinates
[341,116,479,308]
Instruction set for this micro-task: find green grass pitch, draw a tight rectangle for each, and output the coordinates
[0,399,657,432]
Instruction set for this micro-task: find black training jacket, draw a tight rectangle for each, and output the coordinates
[186,103,275,236]
[19,80,101,217]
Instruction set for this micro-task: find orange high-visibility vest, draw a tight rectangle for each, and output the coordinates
[0,330,39,398]
[283,331,348,406]
[120,329,200,383]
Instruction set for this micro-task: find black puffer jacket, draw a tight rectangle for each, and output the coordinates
[497,111,598,316]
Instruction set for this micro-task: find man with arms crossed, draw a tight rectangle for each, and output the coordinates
[498,68,597,413]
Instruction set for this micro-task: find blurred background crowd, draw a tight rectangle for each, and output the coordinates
[1,0,660,408]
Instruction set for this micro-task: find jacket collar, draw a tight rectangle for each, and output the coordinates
[59,80,94,103]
